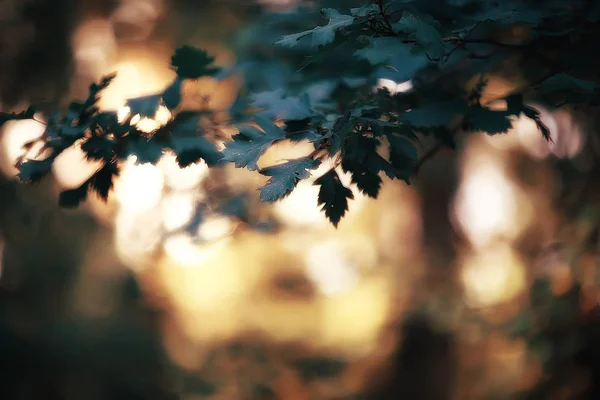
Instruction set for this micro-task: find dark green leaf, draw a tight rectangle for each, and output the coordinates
[258,158,321,202]
[276,9,355,48]
[171,46,221,79]
[18,158,54,183]
[314,169,354,227]
[162,79,182,110]
[126,95,161,118]
[89,162,119,201]
[59,183,89,208]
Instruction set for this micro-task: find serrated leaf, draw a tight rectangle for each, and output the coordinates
[0,106,36,127]
[465,106,514,134]
[222,116,286,171]
[170,46,221,79]
[314,169,354,227]
[89,162,119,201]
[162,78,182,110]
[251,89,312,120]
[126,95,161,118]
[59,183,89,208]
[276,9,354,48]
[258,158,321,202]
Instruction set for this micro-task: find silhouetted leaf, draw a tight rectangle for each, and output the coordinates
[126,95,161,119]
[89,162,119,201]
[59,183,89,208]
[171,46,221,79]
[314,169,354,227]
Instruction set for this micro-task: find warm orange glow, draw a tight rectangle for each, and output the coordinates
[113,155,165,211]
[0,117,46,177]
[452,153,532,248]
[52,143,103,189]
[161,192,196,231]
[72,18,117,80]
[160,154,209,192]
[376,78,413,94]
[460,243,526,308]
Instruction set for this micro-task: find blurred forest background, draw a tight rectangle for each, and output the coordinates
[2,0,600,399]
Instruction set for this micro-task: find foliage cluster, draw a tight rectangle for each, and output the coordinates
[2,0,600,226]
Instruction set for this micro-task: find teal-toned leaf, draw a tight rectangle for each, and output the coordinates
[276,9,354,48]
[354,37,429,81]
[125,136,165,164]
[251,89,312,120]
[258,158,321,202]
[538,74,600,94]
[18,158,53,183]
[162,78,182,110]
[393,11,446,58]
[222,116,287,171]
[314,169,354,227]
[126,95,161,118]
[170,46,221,79]
[387,135,418,181]
[168,112,222,167]
[401,102,467,127]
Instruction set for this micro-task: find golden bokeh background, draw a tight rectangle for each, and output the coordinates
[1,1,599,399]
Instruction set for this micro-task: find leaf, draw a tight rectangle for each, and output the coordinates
[401,101,467,127]
[170,46,221,79]
[126,95,161,118]
[18,158,54,183]
[394,11,446,58]
[538,74,599,94]
[59,183,89,208]
[465,106,514,134]
[251,89,312,120]
[314,169,354,227]
[387,135,418,181]
[81,136,115,161]
[258,158,321,202]
[171,136,222,167]
[89,162,119,201]
[222,116,287,171]
[354,37,429,81]
[162,78,182,110]
[125,136,165,164]
[327,114,355,156]
[0,106,36,127]
[276,9,355,48]
[168,112,222,167]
